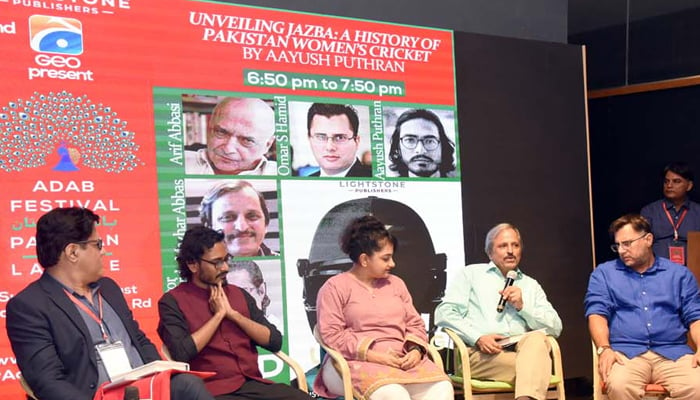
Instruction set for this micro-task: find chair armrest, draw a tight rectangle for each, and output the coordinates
[274,351,308,392]
[313,325,353,399]
[443,328,473,383]
[20,375,39,400]
[426,343,444,371]
[547,336,564,382]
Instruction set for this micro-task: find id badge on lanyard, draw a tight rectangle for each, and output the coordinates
[96,340,132,380]
[669,241,685,265]
[663,205,688,265]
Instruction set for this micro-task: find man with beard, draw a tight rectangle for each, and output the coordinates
[157,227,311,400]
[435,223,562,400]
[388,109,456,178]
[199,180,277,257]
[185,97,277,176]
[641,162,700,265]
[585,214,700,399]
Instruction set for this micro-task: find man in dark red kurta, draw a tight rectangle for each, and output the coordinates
[157,226,310,400]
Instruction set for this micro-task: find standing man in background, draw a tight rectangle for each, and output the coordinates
[641,161,700,264]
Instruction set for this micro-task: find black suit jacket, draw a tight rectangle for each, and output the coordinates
[309,159,372,177]
[7,274,160,400]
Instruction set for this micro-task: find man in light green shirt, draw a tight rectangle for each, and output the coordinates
[435,223,562,400]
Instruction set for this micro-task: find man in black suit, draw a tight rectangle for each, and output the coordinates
[6,207,213,400]
[306,103,372,177]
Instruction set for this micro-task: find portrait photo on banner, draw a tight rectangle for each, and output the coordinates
[226,258,285,333]
[280,179,466,372]
[287,100,372,178]
[383,107,458,178]
[183,178,280,257]
[181,94,278,176]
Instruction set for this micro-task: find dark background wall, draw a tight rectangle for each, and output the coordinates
[570,4,700,89]
[455,31,592,381]
[571,4,700,262]
[589,87,700,266]
[222,0,568,43]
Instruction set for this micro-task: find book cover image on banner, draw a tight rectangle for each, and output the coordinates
[280,179,465,372]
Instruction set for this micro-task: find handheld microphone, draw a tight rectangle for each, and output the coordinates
[496,270,518,313]
[123,386,139,400]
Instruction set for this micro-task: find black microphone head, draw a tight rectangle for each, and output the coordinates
[123,386,139,400]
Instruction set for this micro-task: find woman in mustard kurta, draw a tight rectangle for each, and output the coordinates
[313,215,452,400]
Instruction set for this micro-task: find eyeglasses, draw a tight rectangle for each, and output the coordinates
[310,133,355,144]
[610,233,648,253]
[399,135,440,150]
[75,239,103,250]
[200,254,232,269]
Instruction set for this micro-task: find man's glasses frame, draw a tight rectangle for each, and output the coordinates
[74,238,103,251]
[310,133,356,144]
[200,254,233,269]
[399,135,440,151]
[610,233,648,253]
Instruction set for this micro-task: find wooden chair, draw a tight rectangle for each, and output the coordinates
[590,342,668,400]
[312,325,445,400]
[19,375,39,400]
[161,344,308,392]
[437,328,565,400]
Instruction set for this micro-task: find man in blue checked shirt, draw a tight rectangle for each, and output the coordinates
[585,213,700,400]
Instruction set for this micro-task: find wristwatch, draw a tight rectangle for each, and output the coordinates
[596,345,611,355]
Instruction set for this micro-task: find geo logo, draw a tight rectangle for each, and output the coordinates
[29,15,83,55]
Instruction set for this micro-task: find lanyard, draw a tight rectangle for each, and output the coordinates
[64,288,109,341]
[663,204,688,241]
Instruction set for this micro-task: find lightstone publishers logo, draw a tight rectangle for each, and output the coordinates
[27,15,94,81]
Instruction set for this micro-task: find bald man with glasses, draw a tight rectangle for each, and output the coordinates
[585,213,700,400]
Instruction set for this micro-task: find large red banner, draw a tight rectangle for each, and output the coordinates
[0,1,459,398]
